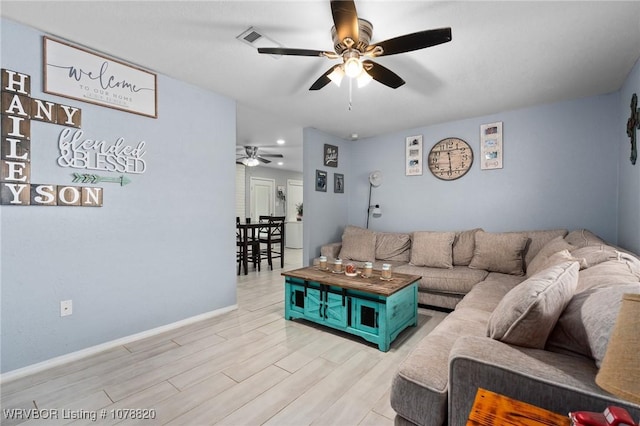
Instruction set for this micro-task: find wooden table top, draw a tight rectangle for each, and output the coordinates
[282,266,421,297]
[467,388,570,426]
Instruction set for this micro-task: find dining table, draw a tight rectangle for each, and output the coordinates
[236,221,276,275]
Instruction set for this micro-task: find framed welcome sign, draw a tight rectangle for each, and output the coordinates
[43,37,157,118]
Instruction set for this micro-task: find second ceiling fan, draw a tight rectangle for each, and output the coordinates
[258,0,452,90]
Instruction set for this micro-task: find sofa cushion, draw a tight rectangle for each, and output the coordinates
[391,307,490,426]
[410,231,455,268]
[469,231,529,275]
[521,229,568,268]
[565,229,606,248]
[546,282,640,367]
[455,272,524,313]
[338,226,376,262]
[487,261,579,349]
[527,236,577,276]
[452,228,482,266]
[375,232,411,262]
[546,255,640,363]
[571,245,622,269]
[395,264,489,295]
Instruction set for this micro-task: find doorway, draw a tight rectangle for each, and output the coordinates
[286,179,303,222]
[250,177,275,220]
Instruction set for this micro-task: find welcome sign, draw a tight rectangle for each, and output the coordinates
[44,37,157,118]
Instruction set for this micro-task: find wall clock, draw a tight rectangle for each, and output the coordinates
[428,137,473,180]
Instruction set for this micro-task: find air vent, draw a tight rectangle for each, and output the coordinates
[243,30,262,44]
[236,27,282,59]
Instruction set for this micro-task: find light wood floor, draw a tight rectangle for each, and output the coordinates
[1,249,447,425]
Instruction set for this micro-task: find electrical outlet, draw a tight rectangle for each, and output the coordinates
[60,300,72,317]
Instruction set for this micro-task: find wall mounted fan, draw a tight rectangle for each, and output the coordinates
[258,0,452,90]
[236,146,284,167]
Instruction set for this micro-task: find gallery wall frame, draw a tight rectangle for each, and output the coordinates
[316,169,327,192]
[44,37,158,118]
[323,144,338,167]
[480,121,503,170]
[334,173,344,193]
[405,135,423,176]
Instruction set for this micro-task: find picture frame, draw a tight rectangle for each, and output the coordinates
[43,36,158,118]
[315,169,327,192]
[323,144,338,167]
[334,173,344,193]
[405,135,423,176]
[480,122,503,170]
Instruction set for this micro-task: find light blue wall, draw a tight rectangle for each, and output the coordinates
[304,92,630,254]
[347,94,620,242]
[1,19,237,373]
[302,128,350,266]
[618,57,640,254]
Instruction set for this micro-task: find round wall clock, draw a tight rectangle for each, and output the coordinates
[427,137,474,180]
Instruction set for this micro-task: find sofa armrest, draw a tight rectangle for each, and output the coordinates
[320,242,342,259]
[448,336,640,426]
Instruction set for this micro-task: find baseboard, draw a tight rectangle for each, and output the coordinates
[0,304,238,384]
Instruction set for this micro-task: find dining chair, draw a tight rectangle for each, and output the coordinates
[259,216,286,270]
[236,217,260,275]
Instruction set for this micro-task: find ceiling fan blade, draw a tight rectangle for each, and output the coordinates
[363,60,405,89]
[331,0,359,44]
[257,156,272,164]
[309,65,341,91]
[258,153,284,158]
[369,27,452,57]
[258,47,332,57]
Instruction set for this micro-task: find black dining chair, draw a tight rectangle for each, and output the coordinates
[236,217,260,275]
[258,216,286,270]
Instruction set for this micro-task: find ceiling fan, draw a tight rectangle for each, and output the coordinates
[236,146,284,167]
[257,0,452,90]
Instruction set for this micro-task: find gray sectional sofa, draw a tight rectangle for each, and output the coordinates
[320,227,640,425]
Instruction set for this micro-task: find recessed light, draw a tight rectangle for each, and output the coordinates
[277,162,283,166]
[277,139,285,145]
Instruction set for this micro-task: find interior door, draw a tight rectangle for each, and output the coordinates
[287,179,303,221]
[250,177,275,220]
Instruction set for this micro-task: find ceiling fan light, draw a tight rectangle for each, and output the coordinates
[344,57,363,78]
[328,66,345,87]
[357,69,373,88]
[242,157,259,167]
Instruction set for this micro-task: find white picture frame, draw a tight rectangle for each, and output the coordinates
[44,37,157,118]
[480,122,503,170]
[405,135,423,176]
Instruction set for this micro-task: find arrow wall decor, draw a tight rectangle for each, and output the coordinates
[72,173,132,186]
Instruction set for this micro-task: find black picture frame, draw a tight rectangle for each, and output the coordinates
[316,169,327,192]
[334,173,344,193]
[323,144,338,167]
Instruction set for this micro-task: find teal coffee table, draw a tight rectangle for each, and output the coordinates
[282,266,420,351]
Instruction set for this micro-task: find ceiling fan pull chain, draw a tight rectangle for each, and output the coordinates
[348,76,353,111]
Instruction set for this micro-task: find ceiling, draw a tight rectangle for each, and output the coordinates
[2,1,640,173]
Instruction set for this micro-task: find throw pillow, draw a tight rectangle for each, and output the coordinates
[376,232,411,262]
[452,228,482,266]
[410,231,455,268]
[487,261,579,349]
[338,226,376,262]
[469,231,529,275]
[526,236,577,276]
[546,282,640,367]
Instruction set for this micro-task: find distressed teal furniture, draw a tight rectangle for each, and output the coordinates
[282,266,420,351]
